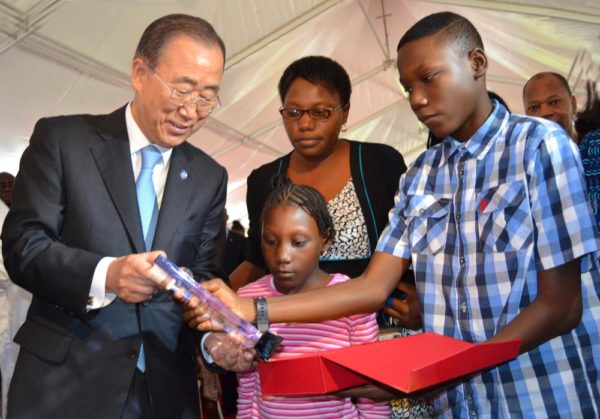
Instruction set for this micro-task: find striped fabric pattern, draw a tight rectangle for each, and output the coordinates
[237,273,390,419]
[377,102,600,418]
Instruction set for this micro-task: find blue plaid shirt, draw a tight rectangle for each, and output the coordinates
[377,103,600,417]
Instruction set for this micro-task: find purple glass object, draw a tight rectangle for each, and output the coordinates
[150,255,281,361]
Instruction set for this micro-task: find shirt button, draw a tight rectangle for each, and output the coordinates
[127,349,138,359]
[419,208,425,215]
[461,302,467,313]
[456,213,461,221]
[460,257,465,265]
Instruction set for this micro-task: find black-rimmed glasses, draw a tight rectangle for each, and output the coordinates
[279,104,343,121]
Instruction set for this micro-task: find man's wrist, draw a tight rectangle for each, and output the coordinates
[88,256,116,311]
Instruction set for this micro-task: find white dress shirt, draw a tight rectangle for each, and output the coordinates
[87,103,173,310]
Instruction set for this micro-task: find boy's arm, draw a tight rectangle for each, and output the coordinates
[193,252,410,325]
[265,252,410,323]
[488,258,582,353]
[190,163,413,326]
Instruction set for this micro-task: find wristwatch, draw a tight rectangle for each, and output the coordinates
[254,297,269,332]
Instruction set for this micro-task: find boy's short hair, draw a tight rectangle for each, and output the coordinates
[523,72,573,97]
[396,11,483,56]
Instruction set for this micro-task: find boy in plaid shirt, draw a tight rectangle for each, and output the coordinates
[192,11,600,418]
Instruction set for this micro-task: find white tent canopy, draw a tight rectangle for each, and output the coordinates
[1,0,599,225]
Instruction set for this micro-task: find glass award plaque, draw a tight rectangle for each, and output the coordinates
[149,255,282,361]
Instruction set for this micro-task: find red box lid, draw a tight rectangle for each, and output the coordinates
[258,332,521,396]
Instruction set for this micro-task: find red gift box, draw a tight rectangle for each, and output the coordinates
[258,332,521,396]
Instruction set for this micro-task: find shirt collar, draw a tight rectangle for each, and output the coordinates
[438,100,509,165]
[125,103,172,163]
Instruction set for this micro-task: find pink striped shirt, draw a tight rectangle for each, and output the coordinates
[237,273,390,418]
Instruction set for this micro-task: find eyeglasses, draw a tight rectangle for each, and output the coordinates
[148,64,221,115]
[279,104,343,121]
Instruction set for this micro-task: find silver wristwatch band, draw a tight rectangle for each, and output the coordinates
[255,297,269,332]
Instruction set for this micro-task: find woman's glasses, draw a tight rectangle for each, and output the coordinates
[279,104,343,120]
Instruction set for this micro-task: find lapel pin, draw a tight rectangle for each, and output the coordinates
[179,170,188,180]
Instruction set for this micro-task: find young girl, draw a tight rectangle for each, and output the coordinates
[236,178,390,418]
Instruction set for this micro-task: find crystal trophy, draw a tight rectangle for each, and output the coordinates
[149,255,282,361]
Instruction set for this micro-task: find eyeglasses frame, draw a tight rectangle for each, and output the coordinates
[146,64,221,113]
[278,104,345,121]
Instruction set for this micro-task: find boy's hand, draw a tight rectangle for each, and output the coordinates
[382,281,423,330]
[181,293,223,332]
[180,278,256,331]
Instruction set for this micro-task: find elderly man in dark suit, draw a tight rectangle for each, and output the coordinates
[1,14,227,419]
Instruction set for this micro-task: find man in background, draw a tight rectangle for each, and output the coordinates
[0,172,31,419]
[0,173,13,208]
[523,71,579,142]
[223,210,249,276]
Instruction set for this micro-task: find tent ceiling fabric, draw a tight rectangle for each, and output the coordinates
[1,0,599,224]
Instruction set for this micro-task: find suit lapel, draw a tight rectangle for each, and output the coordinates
[152,145,195,250]
[91,106,146,253]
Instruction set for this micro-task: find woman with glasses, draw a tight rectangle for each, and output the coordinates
[232,56,406,288]
[227,55,431,418]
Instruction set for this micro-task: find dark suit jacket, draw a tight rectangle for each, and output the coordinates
[1,106,227,419]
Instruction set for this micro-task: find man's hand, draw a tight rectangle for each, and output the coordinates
[205,333,255,372]
[382,281,423,330]
[106,250,165,303]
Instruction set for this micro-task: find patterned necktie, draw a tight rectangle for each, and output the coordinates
[135,145,162,372]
